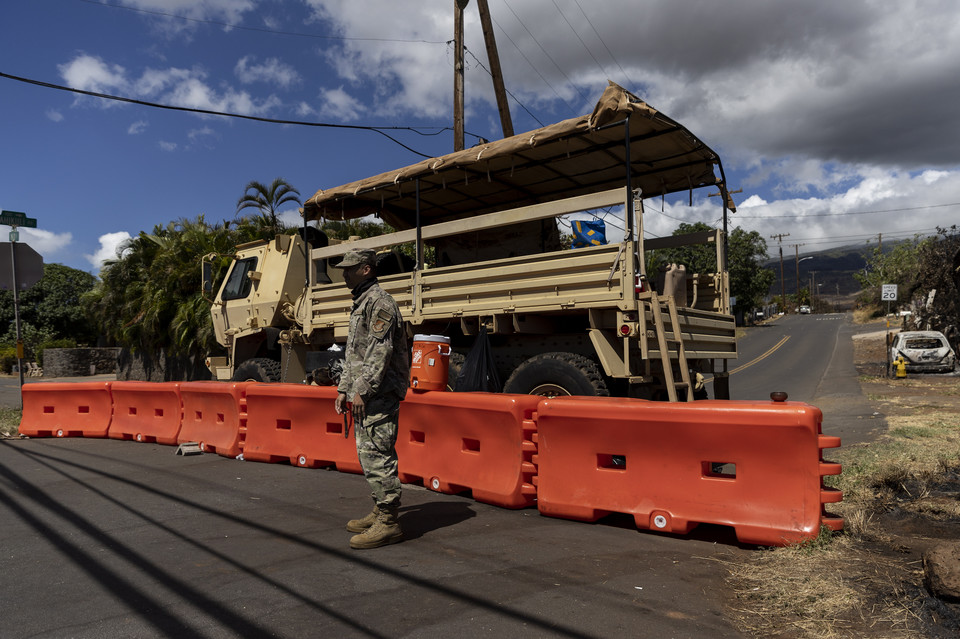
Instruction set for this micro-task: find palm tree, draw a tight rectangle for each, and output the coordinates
[236,178,301,233]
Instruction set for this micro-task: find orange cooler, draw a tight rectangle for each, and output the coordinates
[410,334,451,391]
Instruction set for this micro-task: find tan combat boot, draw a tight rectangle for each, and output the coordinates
[349,506,403,549]
[345,505,379,533]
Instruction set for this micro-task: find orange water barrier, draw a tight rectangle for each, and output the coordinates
[243,384,362,472]
[107,381,183,445]
[178,382,253,458]
[19,382,114,438]
[396,391,540,508]
[533,395,843,546]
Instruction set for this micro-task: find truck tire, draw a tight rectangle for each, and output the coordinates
[503,352,609,397]
[232,357,282,382]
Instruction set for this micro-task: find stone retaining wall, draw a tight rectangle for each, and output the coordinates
[42,347,121,378]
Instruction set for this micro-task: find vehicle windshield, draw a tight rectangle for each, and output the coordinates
[904,337,944,349]
[222,257,257,300]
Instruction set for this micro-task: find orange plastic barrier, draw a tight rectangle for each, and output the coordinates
[19,382,113,438]
[534,396,843,546]
[243,384,361,472]
[107,382,183,445]
[396,391,540,508]
[178,382,253,458]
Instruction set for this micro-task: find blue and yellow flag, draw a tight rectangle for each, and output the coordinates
[571,219,607,248]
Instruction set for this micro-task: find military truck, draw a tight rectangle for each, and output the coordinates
[204,83,739,401]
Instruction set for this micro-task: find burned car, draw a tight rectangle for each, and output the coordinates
[890,331,957,374]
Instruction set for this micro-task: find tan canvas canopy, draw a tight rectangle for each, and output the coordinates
[303,82,733,230]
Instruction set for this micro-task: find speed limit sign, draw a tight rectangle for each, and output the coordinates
[881,284,898,301]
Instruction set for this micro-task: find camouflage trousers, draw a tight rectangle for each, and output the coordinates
[355,405,401,509]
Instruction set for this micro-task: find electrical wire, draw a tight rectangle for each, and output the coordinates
[462,47,545,127]
[572,0,635,89]
[76,0,447,44]
[0,71,490,158]
[735,202,959,219]
[501,1,591,109]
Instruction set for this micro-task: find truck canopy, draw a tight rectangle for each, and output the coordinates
[302,82,734,230]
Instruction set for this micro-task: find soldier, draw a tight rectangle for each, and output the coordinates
[333,248,410,549]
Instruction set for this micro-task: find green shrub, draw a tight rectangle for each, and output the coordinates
[0,344,17,374]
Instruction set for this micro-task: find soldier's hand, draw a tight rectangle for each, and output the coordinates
[351,393,366,423]
[335,392,347,415]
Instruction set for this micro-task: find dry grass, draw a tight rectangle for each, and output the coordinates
[724,374,960,638]
[0,407,21,438]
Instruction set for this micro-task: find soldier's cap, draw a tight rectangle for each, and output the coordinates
[333,248,377,269]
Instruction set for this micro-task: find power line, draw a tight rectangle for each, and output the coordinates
[735,202,959,219]
[571,0,635,89]
[76,0,447,44]
[462,47,544,127]
[501,1,591,109]
[1,70,490,158]
[551,0,609,82]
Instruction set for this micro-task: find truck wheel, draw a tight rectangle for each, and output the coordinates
[503,352,609,397]
[232,357,282,382]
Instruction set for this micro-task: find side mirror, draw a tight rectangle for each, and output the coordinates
[202,260,213,295]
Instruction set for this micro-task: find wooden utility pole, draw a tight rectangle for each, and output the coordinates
[771,233,790,313]
[476,0,513,138]
[453,0,469,151]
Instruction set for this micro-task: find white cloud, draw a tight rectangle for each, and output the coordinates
[46,110,64,122]
[159,140,178,151]
[117,0,256,31]
[58,54,281,118]
[235,55,301,88]
[128,120,148,134]
[85,231,132,270]
[316,86,366,121]
[18,228,73,256]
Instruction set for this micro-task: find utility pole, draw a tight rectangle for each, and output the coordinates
[477,0,513,138]
[771,233,790,313]
[794,244,805,304]
[453,0,469,151]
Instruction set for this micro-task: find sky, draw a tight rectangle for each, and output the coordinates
[2,0,960,275]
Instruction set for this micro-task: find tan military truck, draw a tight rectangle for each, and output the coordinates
[205,83,738,401]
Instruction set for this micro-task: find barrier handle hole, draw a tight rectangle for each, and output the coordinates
[703,461,737,479]
[598,454,627,470]
[155,409,164,418]
[276,419,292,430]
[410,431,425,444]
[326,422,342,434]
[78,406,90,414]
[195,411,203,421]
[216,413,225,424]
[43,406,55,414]
[462,437,481,452]
[128,407,137,416]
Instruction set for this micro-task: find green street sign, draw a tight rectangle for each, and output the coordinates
[0,210,37,228]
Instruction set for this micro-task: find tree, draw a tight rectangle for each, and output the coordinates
[648,222,774,313]
[854,236,926,307]
[82,215,278,362]
[913,226,960,350]
[0,263,98,359]
[236,178,301,233]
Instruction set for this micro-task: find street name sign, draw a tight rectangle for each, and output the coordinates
[0,210,38,228]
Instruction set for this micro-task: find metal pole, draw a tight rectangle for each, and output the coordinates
[10,236,25,398]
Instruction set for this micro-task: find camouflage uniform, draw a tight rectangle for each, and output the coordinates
[338,279,410,509]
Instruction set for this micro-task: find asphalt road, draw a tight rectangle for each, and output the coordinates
[0,316,880,638]
[725,312,886,445]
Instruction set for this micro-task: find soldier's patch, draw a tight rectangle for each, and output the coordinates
[371,308,393,339]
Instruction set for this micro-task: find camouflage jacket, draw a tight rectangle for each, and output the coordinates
[338,280,410,407]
